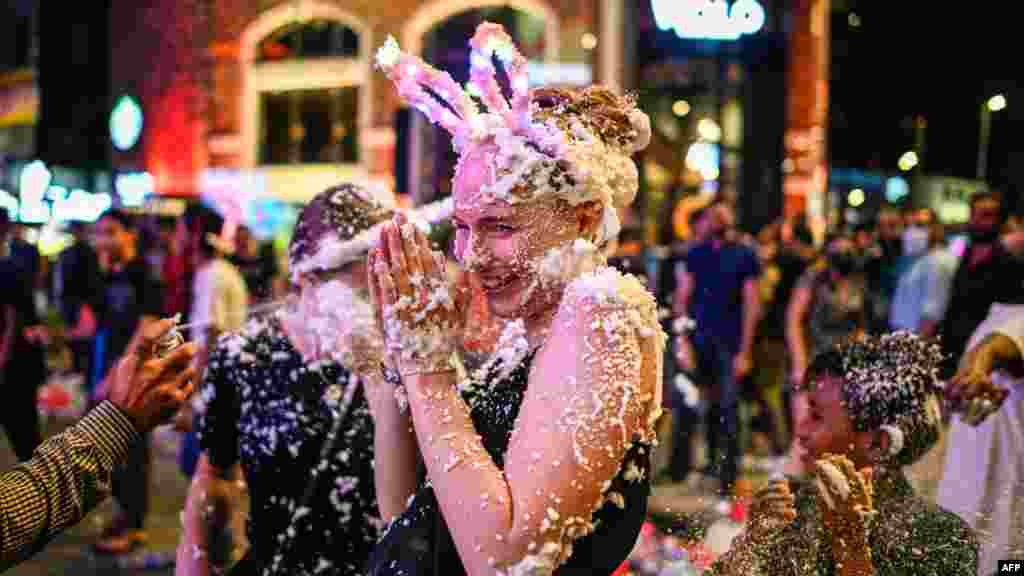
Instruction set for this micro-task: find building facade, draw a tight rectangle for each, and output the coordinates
[105,0,623,211]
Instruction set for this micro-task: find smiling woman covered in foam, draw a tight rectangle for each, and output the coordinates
[365,21,663,576]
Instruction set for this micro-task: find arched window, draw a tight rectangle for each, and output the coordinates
[252,20,361,166]
[414,7,546,202]
[256,19,359,62]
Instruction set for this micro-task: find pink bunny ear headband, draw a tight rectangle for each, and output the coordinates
[376,22,652,244]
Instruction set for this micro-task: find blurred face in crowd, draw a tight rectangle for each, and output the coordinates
[969,197,1002,243]
[853,228,873,251]
[95,215,136,264]
[690,209,710,242]
[236,226,257,258]
[708,202,734,240]
[877,209,904,244]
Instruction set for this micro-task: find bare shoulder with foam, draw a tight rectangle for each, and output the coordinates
[558,266,663,342]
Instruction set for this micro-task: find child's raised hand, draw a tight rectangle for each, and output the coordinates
[813,454,876,557]
[748,477,797,538]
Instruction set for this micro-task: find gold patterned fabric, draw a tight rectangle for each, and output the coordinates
[0,401,139,569]
[711,469,979,576]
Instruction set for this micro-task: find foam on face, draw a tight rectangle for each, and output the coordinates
[278,279,382,374]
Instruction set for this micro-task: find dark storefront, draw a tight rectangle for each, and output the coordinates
[628,0,788,243]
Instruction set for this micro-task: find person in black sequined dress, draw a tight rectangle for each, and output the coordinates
[366,23,665,576]
[177,184,396,575]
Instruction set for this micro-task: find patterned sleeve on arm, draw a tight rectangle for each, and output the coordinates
[0,401,139,569]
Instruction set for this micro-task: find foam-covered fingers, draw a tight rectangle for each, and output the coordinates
[833,458,872,503]
[383,223,412,296]
[414,227,436,277]
[813,460,850,509]
[756,488,795,507]
[367,251,381,307]
[401,224,425,279]
[378,259,399,305]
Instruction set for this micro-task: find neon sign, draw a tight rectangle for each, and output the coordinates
[19,160,52,223]
[652,0,766,41]
[115,172,154,207]
[110,95,144,151]
[15,161,112,223]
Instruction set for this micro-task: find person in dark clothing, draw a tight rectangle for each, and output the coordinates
[752,217,814,459]
[0,211,47,462]
[53,222,102,379]
[666,204,710,484]
[606,226,646,277]
[864,205,905,334]
[936,191,1024,378]
[89,209,164,554]
[675,200,762,495]
[231,224,278,304]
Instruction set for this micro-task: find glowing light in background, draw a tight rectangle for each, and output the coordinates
[0,189,17,219]
[526,61,592,86]
[987,93,1007,112]
[672,100,691,117]
[686,142,720,180]
[848,188,866,207]
[115,172,155,207]
[12,161,112,223]
[19,160,52,223]
[697,118,722,142]
[848,12,862,28]
[898,150,919,171]
[652,0,766,41]
[110,95,144,151]
[57,189,112,222]
[35,221,70,257]
[885,176,910,203]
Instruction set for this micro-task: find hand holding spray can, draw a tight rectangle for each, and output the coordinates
[154,314,186,358]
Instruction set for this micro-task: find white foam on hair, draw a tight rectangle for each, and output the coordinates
[289,197,454,283]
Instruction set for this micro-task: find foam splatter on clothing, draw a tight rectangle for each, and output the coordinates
[195,315,380,575]
[366,346,652,575]
[710,470,978,576]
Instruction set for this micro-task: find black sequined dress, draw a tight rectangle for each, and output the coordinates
[366,350,651,576]
[196,315,380,575]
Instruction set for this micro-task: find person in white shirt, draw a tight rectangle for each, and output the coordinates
[889,220,957,335]
[936,302,1024,575]
[187,207,248,355]
[177,206,248,477]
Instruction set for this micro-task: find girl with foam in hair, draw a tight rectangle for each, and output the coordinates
[364,22,663,576]
[712,332,978,576]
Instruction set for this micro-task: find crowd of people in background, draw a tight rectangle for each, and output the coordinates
[0,185,1022,572]
[604,190,1024,508]
[0,204,283,555]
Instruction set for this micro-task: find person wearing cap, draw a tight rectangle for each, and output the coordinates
[0,318,196,569]
[178,184,397,575]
